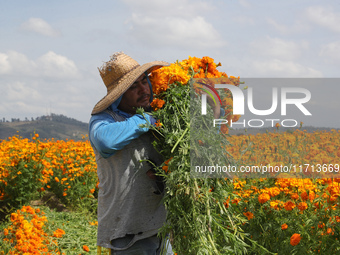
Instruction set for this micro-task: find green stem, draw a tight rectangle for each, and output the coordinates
[171,126,189,153]
[205,182,219,254]
[207,230,219,255]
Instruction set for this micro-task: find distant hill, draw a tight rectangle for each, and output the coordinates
[1,114,338,141]
[0,114,89,141]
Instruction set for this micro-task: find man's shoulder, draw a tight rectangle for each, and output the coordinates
[90,111,114,122]
[103,109,127,122]
[90,109,127,123]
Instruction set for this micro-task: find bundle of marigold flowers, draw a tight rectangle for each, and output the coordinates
[149,56,241,134]
[138,56,269,254]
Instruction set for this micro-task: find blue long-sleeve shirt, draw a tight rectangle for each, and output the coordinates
[89,97,155,158]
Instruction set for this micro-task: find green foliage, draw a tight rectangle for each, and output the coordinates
[139,83,271,254]
[43,206,98,254]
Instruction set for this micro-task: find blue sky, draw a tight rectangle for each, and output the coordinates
[0,0,339,127]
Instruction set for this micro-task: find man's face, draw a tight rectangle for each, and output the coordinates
[118,74,151,114]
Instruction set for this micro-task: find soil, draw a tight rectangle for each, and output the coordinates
[0,192,68,223]
[30,191,68,212]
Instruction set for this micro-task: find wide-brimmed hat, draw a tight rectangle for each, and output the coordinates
[91,52,169,115]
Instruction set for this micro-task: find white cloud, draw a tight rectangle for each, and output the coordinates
[2,78,90,122]
[234,16,255,26]
[128,14,225,49]
[266,5,340,35]
[0,51,80,79]
[238,0,251,8]
[6,51,37,75]
[122,0,214,17]
[304,5,340,33]
[122,0,225,49]
[320,41,340,63]
[6,81,41,101]
[0,50,94,122]
[37,51,80,79]
[251,59,323,77]
[0,53,11,74]
[20,17,62,37]
[250,36,308,61]
[1,80,46,120]
[266,18,310,35]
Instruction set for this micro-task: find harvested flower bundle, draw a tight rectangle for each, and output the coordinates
[139,56,269,254]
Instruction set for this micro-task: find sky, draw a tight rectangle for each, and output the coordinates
[0,0,339,127]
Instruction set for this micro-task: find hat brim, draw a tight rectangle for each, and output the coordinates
[91,60,169,115]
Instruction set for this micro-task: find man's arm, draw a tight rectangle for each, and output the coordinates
[89,112,154,158]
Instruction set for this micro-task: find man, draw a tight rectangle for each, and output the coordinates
[89,52,172,254]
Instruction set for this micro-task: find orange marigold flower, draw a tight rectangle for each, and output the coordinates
[270,200,283,210]
[326,228,334,235]
[150,63,190,95]
[258,193,270,204]
[281,223,288,230]
[53,228,66,238]
[162,165,168,173]
[243,211,254,220]
[150,98,165,111]
[290,193,299,200]
[164,158,172,165]
[308,191,316,201]
[268,187,280,197]
[89,221,98,226]
[155,120,162,128]
[220,124,229,134]
[224,198,230,209]
[222,97,233,108]
[318,222,325,229]
[162,157,173,173]
[300,191,308,201]
[290,233,301,246]
[297,202,308,211]
[231,198,241,205]
[284,201,296,211]
[83,245,90,252]
[10,213,18,222]
[232,114,241,122]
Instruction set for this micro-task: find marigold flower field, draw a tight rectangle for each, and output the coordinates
[225,129,340,254]
[0,135,98,254]
[0,128,339,254]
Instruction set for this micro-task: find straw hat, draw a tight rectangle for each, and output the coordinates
[91,52,169,115]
